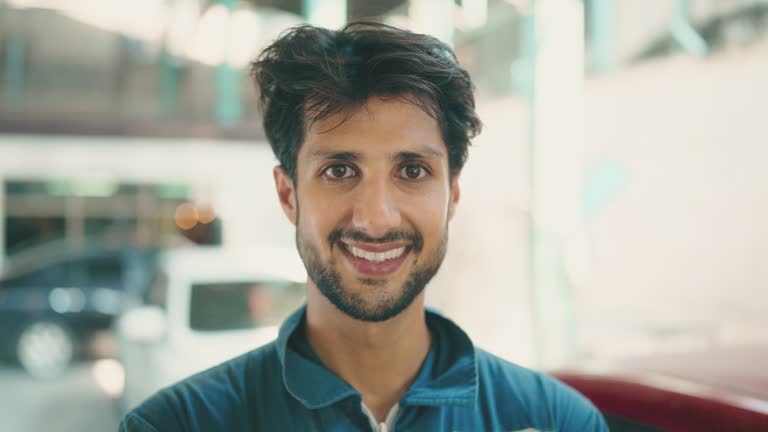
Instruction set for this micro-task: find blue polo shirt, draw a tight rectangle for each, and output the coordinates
[120,307,607,431]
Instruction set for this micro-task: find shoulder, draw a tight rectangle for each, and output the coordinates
[120,342,280,432]
[475,349,608,431]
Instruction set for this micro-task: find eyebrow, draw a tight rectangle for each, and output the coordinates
[308,151,360,163]
[308,147,444,163]
[391,147,444,162]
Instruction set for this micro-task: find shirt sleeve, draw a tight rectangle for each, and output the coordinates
[119,413,162,432]
[540,373,610,432]
[560,407,610,432]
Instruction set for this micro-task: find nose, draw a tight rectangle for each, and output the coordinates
[351,176,402,238]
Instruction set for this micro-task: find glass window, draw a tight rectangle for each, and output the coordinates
[189,280,305,331]
[4,217,66,253]
[5,181,49,195]
[83,217,137,237]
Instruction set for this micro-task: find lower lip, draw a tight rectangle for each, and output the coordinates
[339,245,411,276]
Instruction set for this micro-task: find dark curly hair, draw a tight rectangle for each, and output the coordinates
[250,21,482,181]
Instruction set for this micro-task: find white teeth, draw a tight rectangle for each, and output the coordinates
[347,245,406,263]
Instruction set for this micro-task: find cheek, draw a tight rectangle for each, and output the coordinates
[297,188,347,240]
[405,190,451,234]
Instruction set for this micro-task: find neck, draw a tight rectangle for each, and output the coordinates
[305,285,431,422]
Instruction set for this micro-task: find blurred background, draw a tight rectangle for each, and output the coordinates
[0,0,766,430]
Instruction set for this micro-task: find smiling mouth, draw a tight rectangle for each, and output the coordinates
[338,242,412,276]
[345,243,407,262]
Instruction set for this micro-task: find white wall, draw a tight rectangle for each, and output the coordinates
[430,38,768,366]
[580,40,768,357]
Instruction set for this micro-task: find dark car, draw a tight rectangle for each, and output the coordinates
[553,346,768,432]
[0,248,156,378]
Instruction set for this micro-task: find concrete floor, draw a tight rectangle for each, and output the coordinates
[0,361,121,432]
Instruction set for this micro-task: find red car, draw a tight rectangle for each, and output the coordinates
[553,346,768,432]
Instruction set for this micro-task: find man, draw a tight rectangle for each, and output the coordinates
[120,22,607,431]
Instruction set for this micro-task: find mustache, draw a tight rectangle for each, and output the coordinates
[328,228,423,252]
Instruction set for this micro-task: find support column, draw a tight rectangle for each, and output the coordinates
[2,33,25,112]
[0,179,6,275]
[65,196,85,251]
[409,0,454,46]
[215,0,242,126]
[671,0,708,56]
[587,0,616,72]
[528,0,585,369]
[303,0,346,29]
[159,47,179,117]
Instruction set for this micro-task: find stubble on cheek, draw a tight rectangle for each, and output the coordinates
[292,189,452,322]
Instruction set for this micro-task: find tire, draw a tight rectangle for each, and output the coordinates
[15,320,75,379]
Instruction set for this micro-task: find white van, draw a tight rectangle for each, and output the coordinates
[115,246,306,413]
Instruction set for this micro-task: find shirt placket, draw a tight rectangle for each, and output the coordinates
[361,402,400,432]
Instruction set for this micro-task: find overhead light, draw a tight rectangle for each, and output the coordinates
[175,202,199,230]
[45,179,119,197]
[91,359,125,398]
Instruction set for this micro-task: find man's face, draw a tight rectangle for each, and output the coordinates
[274,97,460,322]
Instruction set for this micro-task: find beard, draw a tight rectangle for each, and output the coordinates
[296,221,448,322]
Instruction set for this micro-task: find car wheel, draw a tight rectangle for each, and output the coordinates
[16,320,75,379]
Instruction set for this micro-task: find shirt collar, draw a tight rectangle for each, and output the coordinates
[276,305,478,410]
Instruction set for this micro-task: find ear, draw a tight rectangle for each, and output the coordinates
[273,165,297,225]
[448,173,461,221]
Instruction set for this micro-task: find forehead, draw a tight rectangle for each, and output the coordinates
[300,97,445,159]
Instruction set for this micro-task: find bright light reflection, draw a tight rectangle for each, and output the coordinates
[167,0,201,58]
[175,202,199,230]
[9,0,167,42]
[7,0,299,68]
[91,359,125,398]
[227,9,262,68]
[7,0,65,8]
[186,4,229,66]
[461,0,488,30]
[196,205,217,224]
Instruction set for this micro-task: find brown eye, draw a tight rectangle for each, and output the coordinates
[400,164,427,180]
[324,164,355,179]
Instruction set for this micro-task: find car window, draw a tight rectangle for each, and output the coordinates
[2,271,38,288]
[145,271,168,310]
[604,413,667,432]
[2,254,126,290]
[86,255,124,289]
[189,280,305,331]
[63,257,89,287]
[1,261,67,288]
